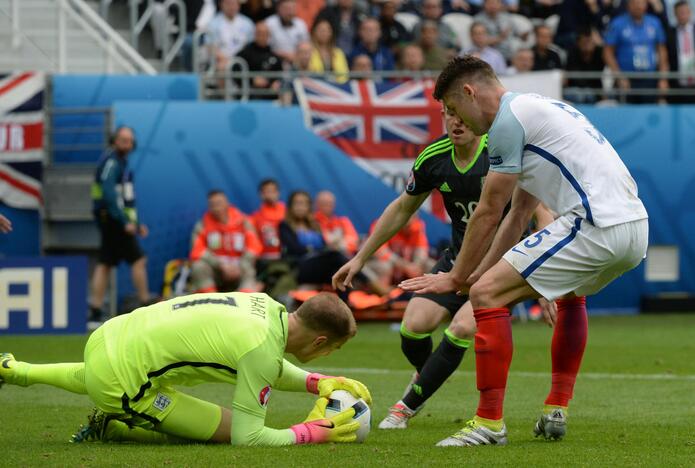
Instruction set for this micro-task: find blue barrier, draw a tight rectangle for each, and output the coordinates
[112,100,450,299]
[51,74,199,163]
[0,206,40,257]
[0,256,87,334]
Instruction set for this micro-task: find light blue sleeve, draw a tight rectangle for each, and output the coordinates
[487,95,525,174]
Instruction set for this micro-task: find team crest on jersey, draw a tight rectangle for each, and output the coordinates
[153,393,172,411]
[406,171,416,191]
[259,385,272,406]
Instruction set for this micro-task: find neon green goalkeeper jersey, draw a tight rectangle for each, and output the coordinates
[100,292,309,445]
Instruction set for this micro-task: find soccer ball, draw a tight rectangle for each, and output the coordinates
[324,390,371,443]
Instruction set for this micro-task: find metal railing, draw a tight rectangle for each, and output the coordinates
[6,0,156,74]
[66,0,156,74]
[129,0,186,71]
[198,68,695,103]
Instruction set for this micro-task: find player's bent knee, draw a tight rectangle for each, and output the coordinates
[446,319,475,339]
[469,277,502,309]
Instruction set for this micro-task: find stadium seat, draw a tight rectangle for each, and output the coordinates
[395,12,421,34]
[441,13,474,52]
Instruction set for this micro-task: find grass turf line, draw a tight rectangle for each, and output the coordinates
[1,314,694,467]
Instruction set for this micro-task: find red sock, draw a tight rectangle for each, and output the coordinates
[474,307,513,421]
[545,296,588,407]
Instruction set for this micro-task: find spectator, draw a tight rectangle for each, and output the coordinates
[236,21,284,100]
[604,0,670,103]
[240,0,273,22]
[555,0,606,51]
[398,44,427,76]
[419,20,454,70]
[279,191,350,290]
[378,0,412,52]
[314,190,359,256]
[564,27,606,103]
[507,47,535,72]
[89,126,151,325]
[412,0,460,52]
[266,0,310,63]
[0,213,11,233]
[294,40,315,72]
[532,24,564,70]
[367,214,434,289]
[351,53,375,75]
[207,0,255,71]
[189,190,262,293]
[309,18,350,83]
[349,17,396,70]
[315,0,366,56]
[296,0,326,28]
[251,179,286,261]
[464,21,508,75]
[667,0,695,102]
[526,0,562,19]
[475,0,519,59]
[279,41,314,104]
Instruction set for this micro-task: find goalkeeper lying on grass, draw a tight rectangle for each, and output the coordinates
[0,292,371,445]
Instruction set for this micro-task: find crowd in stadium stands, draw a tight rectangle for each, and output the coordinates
[175,180,425,306]
[161,0,695,102]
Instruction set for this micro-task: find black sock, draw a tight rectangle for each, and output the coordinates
[400,328,433,373]
[402,331,469,410]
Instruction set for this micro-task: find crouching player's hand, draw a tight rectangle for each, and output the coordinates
[290,398,359,444]
[306,373,372,406]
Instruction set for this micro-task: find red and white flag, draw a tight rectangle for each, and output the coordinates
[0,72,44,209]
[295,78,449,221]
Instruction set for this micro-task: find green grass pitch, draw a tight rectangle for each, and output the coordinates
[2,314,694,467]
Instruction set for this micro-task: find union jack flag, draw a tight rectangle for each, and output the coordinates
[295,77,448,220]
[0,72,45,210]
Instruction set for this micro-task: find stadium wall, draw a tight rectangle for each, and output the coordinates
[111,101,694,313]
[2,72,693,315]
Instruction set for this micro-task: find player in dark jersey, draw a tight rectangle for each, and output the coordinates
[333,106,553,429]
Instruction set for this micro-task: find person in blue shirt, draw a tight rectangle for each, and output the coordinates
[604,0,670,103]
[348,18,396,71]
[89,126,151,325]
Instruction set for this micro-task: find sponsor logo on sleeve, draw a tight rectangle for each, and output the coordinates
[489,156,503,166]
[259,385,272,407]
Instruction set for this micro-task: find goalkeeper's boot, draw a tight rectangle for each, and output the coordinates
[70,408,113,443]
[533,408,567,440]
[436,418,508,447]
[377,401,421,430]
[0,353,28,388]
[401,371,419,399]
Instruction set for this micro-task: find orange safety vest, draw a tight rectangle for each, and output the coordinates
[251,202,286,260]
[190,206,262,261]
[315,211,359,255]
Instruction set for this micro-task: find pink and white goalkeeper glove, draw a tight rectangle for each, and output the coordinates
[290,398,359,444]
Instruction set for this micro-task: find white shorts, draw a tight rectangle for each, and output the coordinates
[502,215,649,300]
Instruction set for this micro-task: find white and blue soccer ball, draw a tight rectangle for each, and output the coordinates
[324,390,371,443]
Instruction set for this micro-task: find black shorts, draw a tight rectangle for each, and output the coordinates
[413,248,468,316]
[96,212,144,266]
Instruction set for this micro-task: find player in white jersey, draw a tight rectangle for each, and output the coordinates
[401,56,649,447]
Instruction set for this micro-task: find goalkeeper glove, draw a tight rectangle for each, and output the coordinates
[290,398,359,444]
[306,373,372,406]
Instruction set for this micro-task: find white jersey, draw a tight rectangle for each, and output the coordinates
[488,92,648,228]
